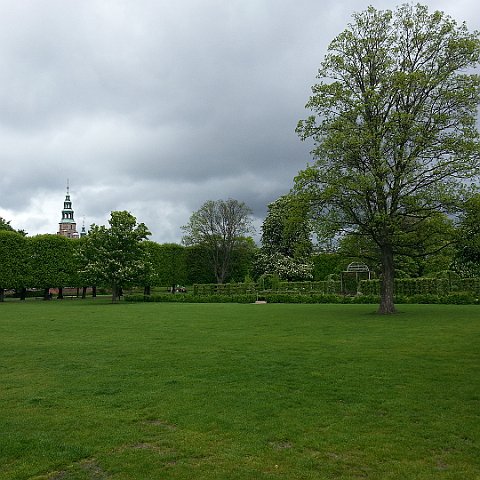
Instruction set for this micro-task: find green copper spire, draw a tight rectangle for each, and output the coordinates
[58,180,79,238]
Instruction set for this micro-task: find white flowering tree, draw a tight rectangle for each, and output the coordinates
[255,195,313,281]
[78,211,150,302]
[255,252,313,281]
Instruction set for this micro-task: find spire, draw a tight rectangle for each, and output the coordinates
[80,216,87,237]
[57,181,79,238]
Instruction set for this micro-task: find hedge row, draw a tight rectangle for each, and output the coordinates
[193,280,341,296]
[359,278,480,296]
[124,293,258,303]
[125,292,479,304]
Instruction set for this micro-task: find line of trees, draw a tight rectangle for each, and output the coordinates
[2,193,478,304]
[0,211,256,302]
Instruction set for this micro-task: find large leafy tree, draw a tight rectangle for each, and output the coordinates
[295,4,480,313]
[182,199,253,283]
[78,211,150,302]
[255,195,314,281]
[261,195,312,259]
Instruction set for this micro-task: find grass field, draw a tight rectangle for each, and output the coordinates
[0,300,479,479]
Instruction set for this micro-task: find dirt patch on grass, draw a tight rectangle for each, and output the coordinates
[142,419,177,430]
[44,458,109,480]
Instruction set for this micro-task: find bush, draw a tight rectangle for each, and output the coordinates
[125,291,479,305]
[124,293,257,304]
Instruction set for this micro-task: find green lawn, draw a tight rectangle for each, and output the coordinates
[0,300,479,479]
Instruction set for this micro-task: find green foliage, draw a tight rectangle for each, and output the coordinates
[261,194,312,258]
[312,252,346,280]
[227,237,257,282]
[359,277,480,297]
[141,242,187,288]
[0,231,28,299]
[29,235,78,291]
[193,279,342,296]
[184,244,217,285]
[296,4,480,313]
[253,251,313,281]
[77,211,150,301]
[0,216,26,236]
[125,290,478,304]
[183,241,255,285]
[125,293,257,303]
[336,214,457,279]
[255,194,313,281]
[454,194,480,276]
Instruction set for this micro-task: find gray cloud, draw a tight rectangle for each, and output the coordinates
[1,0,478,242]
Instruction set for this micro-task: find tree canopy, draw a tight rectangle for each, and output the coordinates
[454,194,480,276]
[78,211,150,302]
[0,216,26,236]
[255,195,314,281]
[295,3,480,313]
[182,199,254,283]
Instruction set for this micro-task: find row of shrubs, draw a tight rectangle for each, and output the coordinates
[125,292,479,305]
[359,278,480,296]
[192,280,341,295]
[192,277,480,297]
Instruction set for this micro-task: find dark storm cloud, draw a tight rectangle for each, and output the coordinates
[0,0,478,241]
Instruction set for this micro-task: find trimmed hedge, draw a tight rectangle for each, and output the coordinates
[125,292,479,304]
[359,277,480,296]
[193,280,342,296]
[124,293,257,303]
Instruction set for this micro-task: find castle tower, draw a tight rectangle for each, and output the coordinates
[57,180,79,238]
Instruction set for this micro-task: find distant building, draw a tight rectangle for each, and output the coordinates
[57,181,80,238]
[80,218,87,238]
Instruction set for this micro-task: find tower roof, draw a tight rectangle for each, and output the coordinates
[58,180,79,238]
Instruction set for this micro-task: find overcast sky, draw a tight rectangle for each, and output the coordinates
[1,0,479,243]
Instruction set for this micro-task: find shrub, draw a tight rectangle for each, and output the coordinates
[124,293,257,304]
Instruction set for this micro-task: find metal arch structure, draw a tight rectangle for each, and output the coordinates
[341,262,371,294]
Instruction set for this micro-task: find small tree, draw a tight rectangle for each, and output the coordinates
[78,211,150,302]
[182,199,254,283]
[296,4,480,313]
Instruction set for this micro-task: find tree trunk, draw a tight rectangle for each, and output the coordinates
[43,288,51,301]
[144,285,151,296]
[92,286,97,298]
[112,285,123,302]
[20,287,26,301]
[0,288,4,302]
[57,287,64,300]
[378,243,396,314]
[82,286,87,299]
